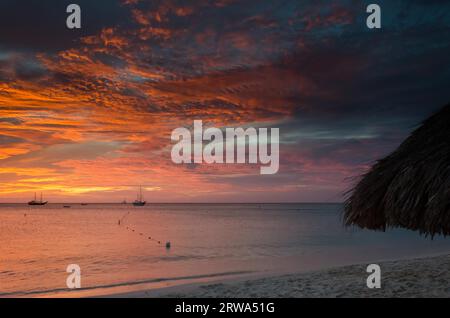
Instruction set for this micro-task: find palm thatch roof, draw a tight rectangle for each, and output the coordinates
[344,103,450,237]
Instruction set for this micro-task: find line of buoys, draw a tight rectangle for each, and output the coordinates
[119,211,131,223]
[117,211,171,249]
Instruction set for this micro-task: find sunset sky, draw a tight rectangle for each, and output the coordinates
[0,0,449,203]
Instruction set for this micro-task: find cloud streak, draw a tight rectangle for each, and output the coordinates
[0,0,449,202]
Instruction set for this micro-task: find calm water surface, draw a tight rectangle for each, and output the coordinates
[1,203,450,297]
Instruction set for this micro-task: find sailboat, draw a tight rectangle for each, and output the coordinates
[28,192,48,206]
[133,186,146,206]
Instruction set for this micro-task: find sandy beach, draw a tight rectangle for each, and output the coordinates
[113,254,450,298]
[2,204,450,298]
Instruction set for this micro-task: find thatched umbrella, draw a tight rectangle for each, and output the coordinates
[344,103,450,237]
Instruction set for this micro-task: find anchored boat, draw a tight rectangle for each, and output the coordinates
[133,186,146,206]
[28,193,48,206]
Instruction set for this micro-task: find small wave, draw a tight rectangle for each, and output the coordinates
[0,270,254,297]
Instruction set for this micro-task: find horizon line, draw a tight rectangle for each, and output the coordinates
[0,201,343,205]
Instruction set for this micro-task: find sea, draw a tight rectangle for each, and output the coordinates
[1,203,450,297]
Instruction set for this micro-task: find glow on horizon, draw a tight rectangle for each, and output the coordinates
[2,1,443,203]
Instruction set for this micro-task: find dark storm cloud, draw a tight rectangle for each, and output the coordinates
[0,0,131,52]
[272,0,450,167]
[14,58,47,80]
[0,134,24,145]
[1,0,450,201]
[1,0,449,121]
[0,118,24,125]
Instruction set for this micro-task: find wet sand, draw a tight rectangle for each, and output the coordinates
[113,254,450,298]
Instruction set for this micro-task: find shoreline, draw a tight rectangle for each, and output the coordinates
[104,253,450,298]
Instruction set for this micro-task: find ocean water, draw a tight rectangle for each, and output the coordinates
[1,203,450,297]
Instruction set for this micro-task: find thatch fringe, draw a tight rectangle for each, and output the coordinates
[344,103,450,237]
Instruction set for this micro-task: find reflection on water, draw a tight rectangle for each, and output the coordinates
[1,203,450,297]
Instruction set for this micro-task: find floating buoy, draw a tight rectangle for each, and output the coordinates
[118,213,169,249]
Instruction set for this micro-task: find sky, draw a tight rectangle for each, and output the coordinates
[0,0,449,203]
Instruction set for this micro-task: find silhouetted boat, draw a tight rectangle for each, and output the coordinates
[133,186,146,206]
[28,193,48,206]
